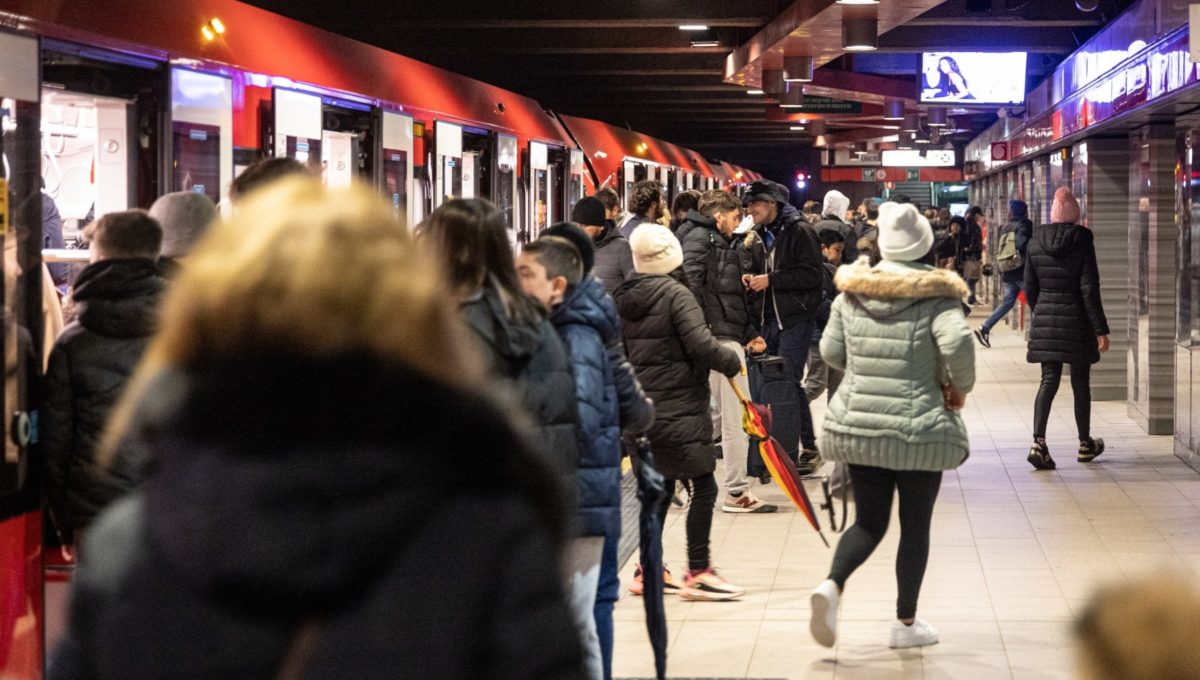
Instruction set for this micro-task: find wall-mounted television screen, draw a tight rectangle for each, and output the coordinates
[919,52,1028,105]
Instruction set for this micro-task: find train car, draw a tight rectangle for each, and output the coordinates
[0,2,766,675]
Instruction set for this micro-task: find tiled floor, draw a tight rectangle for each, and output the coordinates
[612,312,1196,679]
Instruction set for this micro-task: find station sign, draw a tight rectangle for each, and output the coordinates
[785,96,862,114]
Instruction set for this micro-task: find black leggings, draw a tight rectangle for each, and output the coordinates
[829,465,943,621]
[656,472,718,572]
[1033,362,1091,440]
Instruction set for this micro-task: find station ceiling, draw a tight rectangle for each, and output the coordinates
[246,0,1139,178]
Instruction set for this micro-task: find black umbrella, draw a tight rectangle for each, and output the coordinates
[632,436,668,680]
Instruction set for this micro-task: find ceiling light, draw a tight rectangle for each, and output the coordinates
[883,98,904,121]
[842,6,878,52]
[209,18,225,34]
[790,125,806,131]
[690,28,720,47]
[678,24,709,31]
[783,56,814,83]
[747,89,765,95]
[901,114,921,132]
[779,87,804,108]
[837,0,880,4]
[927,106,948,127]
[915,134,931,145]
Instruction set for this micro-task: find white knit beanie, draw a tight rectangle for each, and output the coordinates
[629,223,683,275]
[877,202,935,263]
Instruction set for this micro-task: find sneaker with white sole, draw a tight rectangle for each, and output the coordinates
[628,565,682,597]
[722,491,778,513]
[678,568,745,601]
[889,618,939,649]
[809,579,840,648]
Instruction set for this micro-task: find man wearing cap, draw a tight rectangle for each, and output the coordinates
[572,196,634,295]
[741,179,826,475]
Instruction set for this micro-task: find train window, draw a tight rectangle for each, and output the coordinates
[272,88,322,170]
[170,69,232,203]
[381,110,414,226]
[433,121,463,209]
[529,142,549,238]
[494,134,518,248]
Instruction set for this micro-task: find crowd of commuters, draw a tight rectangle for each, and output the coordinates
[36,153,1125,677]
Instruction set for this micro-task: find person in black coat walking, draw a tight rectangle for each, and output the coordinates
[975,200,1033,347]
[961,207,985,304]
[43,210,166,544]
[1024,187,1110,470]
[49,179,585,680]
[615,224,745,602]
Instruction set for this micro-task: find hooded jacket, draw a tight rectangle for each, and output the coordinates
[676,210,757,343]
[591,222,635,294]
[750,204,825,331]
[549,276,651,538]
[43,258,166,538]
[1024,222,1109,365]
[819,260,975,472]
[998,201,1033,285]
[614,273,741,479]
[816,191,859,264]
[56,357,585,680]
[461,287,581,479]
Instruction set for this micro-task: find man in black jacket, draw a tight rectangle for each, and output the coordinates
[813,189,859,264]
[677,191,774,513]
[741,179,825,474]
[572,196,634,294]
[44,210,166,544]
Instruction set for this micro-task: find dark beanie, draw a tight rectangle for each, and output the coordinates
[570,196,608,228]
[1009,199,1028,220]
[541,222,595,274]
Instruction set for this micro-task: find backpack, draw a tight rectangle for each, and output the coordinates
[996,228,1022,273]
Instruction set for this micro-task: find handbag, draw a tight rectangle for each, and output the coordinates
[962,258,982,280]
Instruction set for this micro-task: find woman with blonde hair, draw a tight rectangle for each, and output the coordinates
[51,179,585,680]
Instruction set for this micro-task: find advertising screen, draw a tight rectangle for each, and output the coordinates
[920,52,1028,105]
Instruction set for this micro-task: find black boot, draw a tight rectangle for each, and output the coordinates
[1077,437,1105,463]
[1028,438,1056,470]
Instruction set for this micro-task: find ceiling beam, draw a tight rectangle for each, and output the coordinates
[417,46,731,55]
[393,18,766,29]
[903,17,1102,27]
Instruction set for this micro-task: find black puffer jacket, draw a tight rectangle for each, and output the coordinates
[462,288,581,478]
[614,273,741,479]
[676,210,756,343]
[51,357,584,680]
[1025,223,1109,365]
[591,222,635,294]
[751,204,825,331]
[43,258,165,540]
[813,216,860,264]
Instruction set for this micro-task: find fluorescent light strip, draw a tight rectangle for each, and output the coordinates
[679,24,709,31]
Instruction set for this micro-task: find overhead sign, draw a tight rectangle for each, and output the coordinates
[786,96,862,114]
[882,149,956,167]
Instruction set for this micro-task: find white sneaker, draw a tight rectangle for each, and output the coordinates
[810,579,840,648]
[889,618,939,649]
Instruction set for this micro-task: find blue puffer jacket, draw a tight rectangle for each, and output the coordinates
[549,276,628,538]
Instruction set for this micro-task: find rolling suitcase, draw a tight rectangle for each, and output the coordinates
[745,353,802,483]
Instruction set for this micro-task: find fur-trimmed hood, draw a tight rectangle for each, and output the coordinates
[835,259,968,318]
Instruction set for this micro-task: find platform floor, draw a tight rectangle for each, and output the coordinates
[613,311,1193,679]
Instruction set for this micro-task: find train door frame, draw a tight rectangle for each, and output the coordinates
[567,148,585,219]
[270,87,322,171]
[528,141,567,238]
[320,96,376,188]
[494,133,519,247]
[460,125,491,202]
[432,120,463,210]
[168,67,232,203]
[379,109,414,226]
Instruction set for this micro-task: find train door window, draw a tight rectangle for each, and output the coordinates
[568,148,585,218]
[434,121,463,209]
[273,88,322,170]
[622,160,636,209]
[169,68,231,203]
[530,141,550,237]
[381,110,414,225]
[321,98,375,187]
[461,127,491,202]
[494,134,518,248]
[546,145,567,224]
[663,168,677,209]
[685,172,695,190]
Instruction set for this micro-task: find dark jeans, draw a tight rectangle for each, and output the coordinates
[967,278,979,302]
[763,317,817,450]
[1033,362,1091,440]
[982,281,1023,334]
[655,472,718,572]
[594,528,619,679]
[829,464,943,621]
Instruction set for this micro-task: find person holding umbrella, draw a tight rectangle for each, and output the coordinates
[809,202,975,650]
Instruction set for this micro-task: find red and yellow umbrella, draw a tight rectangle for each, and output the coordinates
[728,377,829,548]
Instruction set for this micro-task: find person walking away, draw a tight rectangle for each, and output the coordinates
[814,190,859,264]
[670,190,701,230]
[1024,187,1109,470]
[52,178,585,679]
[741,179,825,474]
[615,224,745,601]
[539,222,653,680]
[422,199,582,480]
[961,207,985,304]
[809,202,975,650]
[675,190,774,514]
[43,210,166,547]
[620,180,664,239]
[572,196,633,295]
[803,229,845,404]
[975,200,1032,348]
[148,191,218,274]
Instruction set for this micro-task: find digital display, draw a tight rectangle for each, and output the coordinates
[919,52,1028,105]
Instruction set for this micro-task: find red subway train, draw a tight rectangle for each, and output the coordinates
[0,0,763,675]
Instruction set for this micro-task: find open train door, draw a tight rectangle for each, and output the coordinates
[0,27,45,680]
[271,87,322,170]
[380,109,414,227]
[432,120,462,210]
[493,134,518,249]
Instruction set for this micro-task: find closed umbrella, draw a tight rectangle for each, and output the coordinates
[632,436,668,680]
